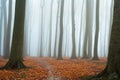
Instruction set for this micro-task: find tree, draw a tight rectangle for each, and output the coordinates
[0,0,2,56]
[78,0,84,58]
[82,0,94,59]
[92,0,120,79]
[93,0,99,60]
[57,0,64,60]
[83,0,88,58]
[71,0,77,59]
[54,0,60,58]
[2,0,7,57]
[87,0,94,58]
[3,0,13,59]
[1,0,26,69]
[48,0,53,57]
[64,10,69,57]
[39,0,45,57]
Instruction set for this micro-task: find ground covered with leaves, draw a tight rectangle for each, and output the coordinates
[0,57,106,80]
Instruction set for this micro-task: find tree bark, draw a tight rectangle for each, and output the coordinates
[71,0,77,59]
[39,0,45,57]
[92,0,120,79]
[54,0,60,58]
[0,0,3,55]
[57,0,64,60]
[3,0,12,59]
[78,0,84,58]
[1,0,26,69]
[48,0,53,57]
[93,0,99,60]
[87,0,94,58]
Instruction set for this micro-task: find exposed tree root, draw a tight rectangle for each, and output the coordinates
[0,60,27,70]
[88,68,120,80]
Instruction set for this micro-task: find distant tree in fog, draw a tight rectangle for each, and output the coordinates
[57,0,64,60]
[93,0,99,60]
[71,0,77,59]
[3,0,13,59]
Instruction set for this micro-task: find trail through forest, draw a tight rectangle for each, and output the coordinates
[37,58,61,80]
[0,57,106,80]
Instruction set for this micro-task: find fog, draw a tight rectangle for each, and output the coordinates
[0,0,114,58]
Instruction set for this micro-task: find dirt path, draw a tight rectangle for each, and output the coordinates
[36,59,61,80]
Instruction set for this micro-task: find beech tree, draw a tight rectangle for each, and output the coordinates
[3,0,12,59]
[57,0,64,60]
[1,0,26,69]
[78,0,84,58]
[48,0,53,57]
[39,0,45,57]
[93,0,99,60]
[71,0,77,59]
[92,0,120,79]
[54,0,60,58]
[0,0,2,56]
[1,0,7,57]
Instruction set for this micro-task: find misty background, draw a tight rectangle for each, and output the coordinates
[0,0,114,58]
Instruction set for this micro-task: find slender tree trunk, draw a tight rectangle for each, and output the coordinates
[2,0,26,69]
[64,14,69,57]
[54,0,60,58]
[2,0,7,57]
[57,0,64,60]
[3,0,12,59]
[93,0,99,60]
[48,0,53,57]
[78,0,84,58]
[0,0,3,55]
[71,0,77,59]
[87,0,93,58]
[39,0,45,57]
[83,0,88,58]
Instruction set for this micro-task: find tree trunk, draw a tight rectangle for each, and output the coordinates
[87,0,94,58]
[0,0,3,55]
[92,0,120,79]
[82,0,89,59]
[78,0,84,58]
[71,0,77,59]
[57,0,64,60]
[3,0,12,59]
[93,0,99,60]
[48,0,53,57]
[39,0,45,57]
[3,0,7,55]
[54,0,60,58]
[2,0,26,69]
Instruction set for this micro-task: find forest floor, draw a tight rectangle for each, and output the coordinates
[0,57,107,80]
